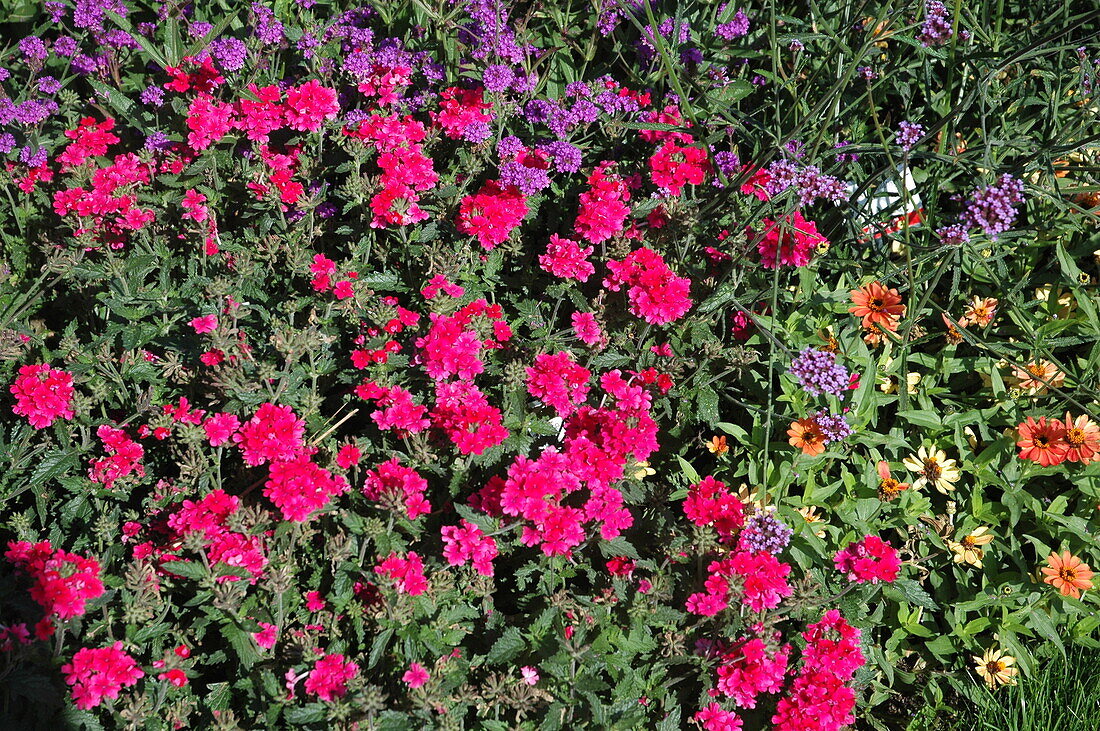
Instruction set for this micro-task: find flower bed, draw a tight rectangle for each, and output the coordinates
[1,0,1099,729]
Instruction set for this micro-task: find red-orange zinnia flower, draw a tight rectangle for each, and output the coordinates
[1062,412,1100,465]
[849,281,905,332]
[788,418,826,456]
[1041,551,1094,599]
[1016,416,1069,467]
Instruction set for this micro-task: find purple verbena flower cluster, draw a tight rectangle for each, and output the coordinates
[917,0,969,47]
[715,6,751,40]
[896,121,924,152]
[789,348,851,397]
[961,174,1025,240]
[738,511,793,554]
[815,411,854,443]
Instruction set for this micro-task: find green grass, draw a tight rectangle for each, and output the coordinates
[928,645,1100,731]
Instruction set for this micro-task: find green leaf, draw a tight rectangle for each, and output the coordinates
[1055,242,1084,284]
[368,628,393,669]
[161,560,209,580]
[1027,607,1066,659]
[696,386,719,423]
[899,410,944,430]
[891,578,939,610]
[220,620,260,670]
[676,456,700,484]
[485,627,525,665]
[284,704,328,724]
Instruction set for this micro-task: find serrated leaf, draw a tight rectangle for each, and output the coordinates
[891,578,939,610]
[485,626,525,665]
[220,621,260,670]
[284,704,328,724]
[161,560,209,580]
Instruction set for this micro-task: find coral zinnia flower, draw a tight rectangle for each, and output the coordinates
[1010,360,1065,395]
[1016,416,1069,467]
[849,281,905,332]
[947,526,994,567]
[876,461,910,501]
[788,417,826,456]
[902,446,960,494]
[1041,550,1094,599]
[962,296,998,327]
[973,648,1018,689]
[1061,412,1100,464]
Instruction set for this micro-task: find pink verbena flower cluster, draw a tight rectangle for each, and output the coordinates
[9,363,75,428]
[752,211,829,269]
[156,489,268,583]
[441,519,499,576]
[356,381,431,434]
[649,140,710,196]
[233,402,306,466]
[477,370,657,555]
[53,147,156,248]
[375,551,429,595]
[363,457,431,519]
[61,642,144,710]
[415,298,510,380]
[346,112,438,228]
[694,702,744,731]
[540,233,595,282]
[683,476,746,541]
[604,247,693,325]
[526,351,591,416]
[5,540,104,623]
[304,653,360,701]
[431,380,510,455]
[771,610,866,730]
[574,162,631,243]
[433,86,493,139]
[833,535,901,584]
[88,424,145,489]
[265,455,350,522]
[686,551,794,616]
[457,179,529,250]
[716,634,791,708]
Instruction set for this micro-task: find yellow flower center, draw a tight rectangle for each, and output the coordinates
[986,660,1005,674]
[1067,428,1086,448]
[1028,364,1047,378]
[922,459,942,480]
[879,478,902,499]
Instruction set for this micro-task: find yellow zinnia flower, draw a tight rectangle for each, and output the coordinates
[947,526,994,567]
[902,446,960,494]
[973,647,1018,689]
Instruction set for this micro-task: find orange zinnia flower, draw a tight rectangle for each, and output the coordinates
[1062,412,1100,464]
[849,281,905,332]
[1041,551,1095,599]
[1016,416,1069,467]
[876,460,910,501]
[788,418,826,456]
